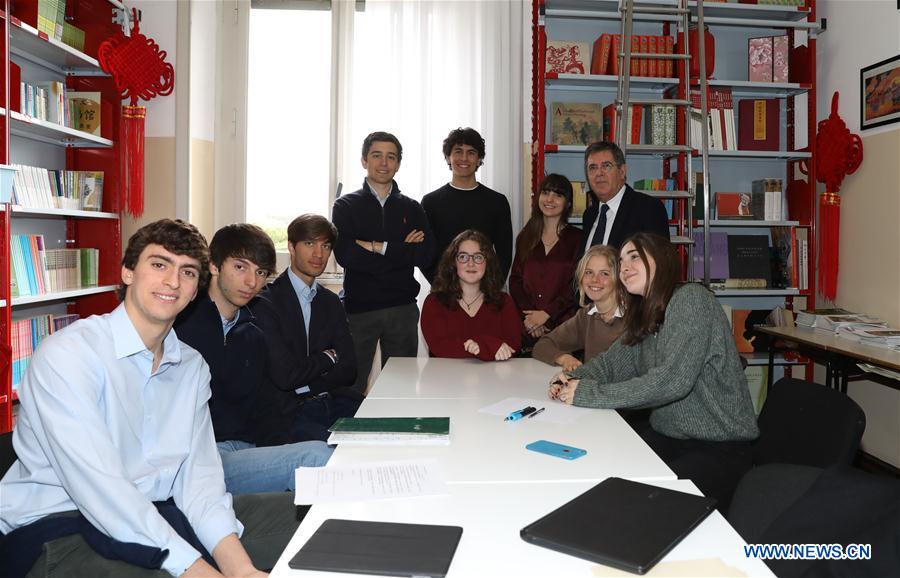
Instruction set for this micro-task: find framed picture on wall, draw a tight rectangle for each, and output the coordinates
[860,54,900,130]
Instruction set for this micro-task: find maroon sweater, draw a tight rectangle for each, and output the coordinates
[421,293,522,361]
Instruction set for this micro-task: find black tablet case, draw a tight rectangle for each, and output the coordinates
[289,518,463,577]
[520,477,717,575]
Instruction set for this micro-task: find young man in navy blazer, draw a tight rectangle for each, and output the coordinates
[175,223,333,494]
[251,214,362,443]
[580,140,670,253]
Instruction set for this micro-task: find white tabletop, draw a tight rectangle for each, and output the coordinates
[329,397,675,483]
[271,479,774,578]
[365,357,561,399]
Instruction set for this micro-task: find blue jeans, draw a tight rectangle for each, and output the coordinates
[216,440,333,495]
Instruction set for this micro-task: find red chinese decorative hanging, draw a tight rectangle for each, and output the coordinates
[815,92,863,301]
[98,9,174,218]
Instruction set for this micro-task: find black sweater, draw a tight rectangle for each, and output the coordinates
[421,182,513,284]
[332,180,435,314]
[174,293,267,444]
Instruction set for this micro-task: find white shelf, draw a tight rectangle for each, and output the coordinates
[547,73,678,92]
[637,189,692,199]
[10,206,119,220]
[713,288,800,297]
[8,15,106,76]
[9,110,114,148]
[702,149,812,161]
[671,235,692,245]
[11,285,117,307]
[543,0,814,27]
[701,219,800,228]
[701,79,812,99]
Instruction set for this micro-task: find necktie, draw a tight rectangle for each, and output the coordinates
[590,204,610,247]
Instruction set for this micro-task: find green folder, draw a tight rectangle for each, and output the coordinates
[329,417,449,436]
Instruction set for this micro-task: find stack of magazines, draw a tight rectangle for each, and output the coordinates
[795,309,886,334]
[839,328,900,351]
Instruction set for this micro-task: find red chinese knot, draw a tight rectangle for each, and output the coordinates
[98,9,173,106]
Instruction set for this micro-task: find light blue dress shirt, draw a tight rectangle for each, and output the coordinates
[0,304,242,577]
[288,268,318,395]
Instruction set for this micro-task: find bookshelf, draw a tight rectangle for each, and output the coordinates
[1,0,128,433]
[531,0,819,382]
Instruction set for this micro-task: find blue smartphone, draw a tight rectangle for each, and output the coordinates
[526,440,587,460]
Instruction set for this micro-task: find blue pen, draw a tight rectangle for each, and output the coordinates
[505,406,537,421]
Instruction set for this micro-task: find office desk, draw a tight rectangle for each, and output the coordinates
[757,326,900,393]
[366,357,559,399]
[330,397,676,483]
[271,479,774,578]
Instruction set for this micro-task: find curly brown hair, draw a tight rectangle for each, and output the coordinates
[430,230,504,309]
[118,219,209,300]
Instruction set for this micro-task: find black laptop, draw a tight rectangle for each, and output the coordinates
[520,477,716,575]
[289,518,463,577]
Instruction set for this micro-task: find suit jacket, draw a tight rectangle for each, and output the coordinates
[250,271,358,445]
[581,184,670,252]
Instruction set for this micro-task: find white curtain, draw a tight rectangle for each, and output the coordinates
[340,0,527,228]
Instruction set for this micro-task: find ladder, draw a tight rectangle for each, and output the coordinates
[614,0,712,284]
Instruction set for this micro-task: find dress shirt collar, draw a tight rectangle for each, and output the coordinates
[587,304,624,319]
[221,309,240,336]
[364,178,394,206]
[601,184,627,214]
[287,267,319,304]
[111,303,182,366]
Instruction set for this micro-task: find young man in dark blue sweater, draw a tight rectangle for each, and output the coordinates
[332,132,435,393]
[175,224,332,495]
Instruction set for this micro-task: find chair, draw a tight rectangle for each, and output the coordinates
[1,430,16,476]
[753,377,866,468]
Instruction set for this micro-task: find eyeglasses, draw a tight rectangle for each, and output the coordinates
[592,161,620,173]
[456,252,486,264]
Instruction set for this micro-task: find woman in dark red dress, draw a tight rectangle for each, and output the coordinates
[509,174,584,354]
[421,230,521,361]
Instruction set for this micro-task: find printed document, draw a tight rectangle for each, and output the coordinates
[479,396,591,424]
[295,459,449,505]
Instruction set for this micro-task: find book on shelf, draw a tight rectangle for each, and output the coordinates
[738,98,780,151]
[751,178,784,220]
[67,92,102,136]
[692,231,729,280]
[11,165,104,211]
[727,234,771,287]
[546,40,590,75]
[714,192,753,219]
[571,181,587,218]
[770,226,796,289]
[10,312,80,391]
[602,103,642,145]
[550,102,603,146]
[327,417,451,446]
[632,179,675,219]
[591,34,613,75]
[744,366,768,416]
[644,104,676,146]
[9,234,99,297]
[795,228,809,291]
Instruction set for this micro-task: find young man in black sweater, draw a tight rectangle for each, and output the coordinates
[332,132,435,393]
[175,224,332,494]
[422,127,513,284]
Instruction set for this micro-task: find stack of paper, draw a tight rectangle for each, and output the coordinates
[327,417,450,446]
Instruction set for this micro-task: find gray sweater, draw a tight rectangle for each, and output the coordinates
[570,283,759,442]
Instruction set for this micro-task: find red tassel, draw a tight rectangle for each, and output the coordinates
[818,192,841,300]
[122,105,146,218]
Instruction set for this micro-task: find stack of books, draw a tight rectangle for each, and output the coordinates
[11,313,79,390]
[11,165,104,211]
[839,328,900,351]
[327,417,451,446]
[10,235,100,298]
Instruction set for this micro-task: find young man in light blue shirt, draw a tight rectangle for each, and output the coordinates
[0,219,297,577]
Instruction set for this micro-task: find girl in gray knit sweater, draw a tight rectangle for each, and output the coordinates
[549,233,758,509]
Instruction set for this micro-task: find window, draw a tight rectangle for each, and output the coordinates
[247,5,332,250]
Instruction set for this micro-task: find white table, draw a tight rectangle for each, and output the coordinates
[365,357,559,399]
[271,479,774,577]
[330,397,676,483]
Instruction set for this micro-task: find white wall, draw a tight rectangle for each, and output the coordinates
[130,0,179,138]
[816,0,900,467]
[190,0,217,141]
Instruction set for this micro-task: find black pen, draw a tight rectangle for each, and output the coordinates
[527,407,546,419]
